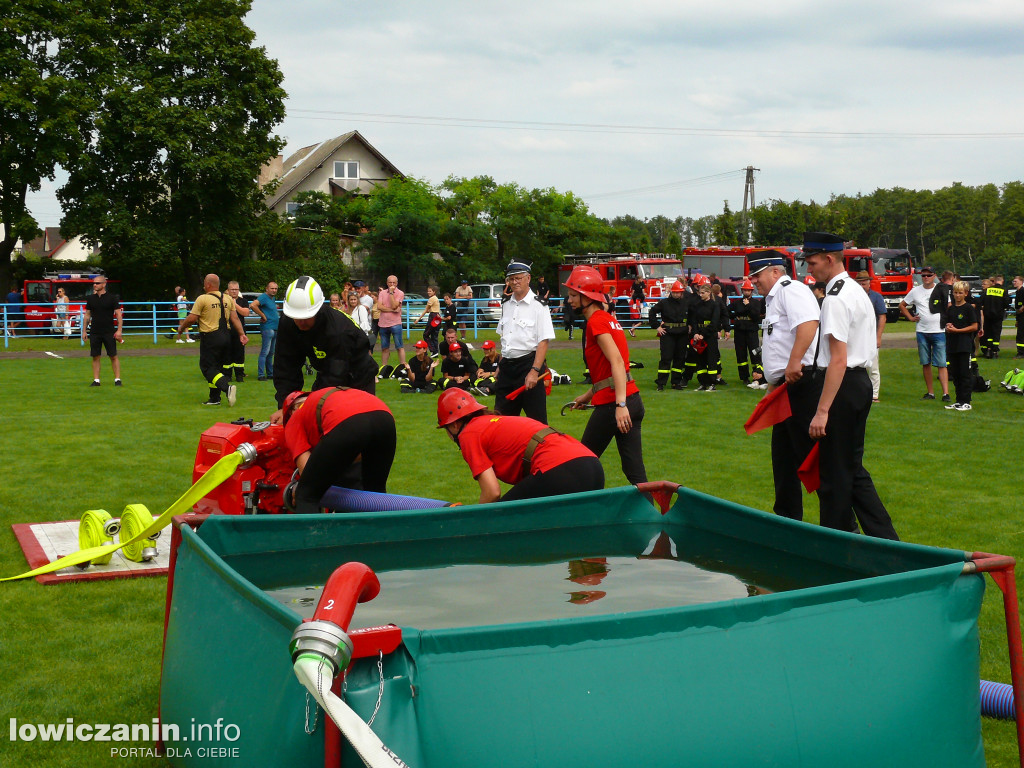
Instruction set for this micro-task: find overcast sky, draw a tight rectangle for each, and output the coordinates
[26,0,1024,227]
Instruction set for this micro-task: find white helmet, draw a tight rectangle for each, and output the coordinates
[283,276,325,319]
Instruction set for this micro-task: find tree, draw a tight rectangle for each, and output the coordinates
[58,0,286,292]
[712,201,738,245]
[0,0,106,292]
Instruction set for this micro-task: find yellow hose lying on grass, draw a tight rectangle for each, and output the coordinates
[1,451,244,582]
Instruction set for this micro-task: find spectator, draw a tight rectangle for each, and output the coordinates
[401,340,438,393]
[900,266,950,402]
[535,274,551,305]
[280,388,396,514]
[454,279,473,341]
[82,275,124,387]
[271,275,377,422]
[438,326,460,358]
[346,291,370,337]
[249,281,279,382]
[377,275,407,376]
[53,287,71,339]
[173,287,194,343]
[441,292,458,334]
[6,284,21,337]
[855,271,886,402]
[440,341,478,390]
[329,292,342,310]
[494,260,556,423]
[415,285,442,354]
[437,389,604,504]
[944,281,980,412]
[177,274,246,405]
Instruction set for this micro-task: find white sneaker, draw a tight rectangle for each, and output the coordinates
[944,404,958,410]
[746,381,760,389]
[758,383,768,390]
[227,384,237,407]
[186,338,195,343]
[954,403,972,411]
[176,339,185,344]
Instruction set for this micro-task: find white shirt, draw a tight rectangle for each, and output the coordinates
[350,304,371,332]
[904,283,942,334]
[762,277,820,383]
[496,289,555,359]
[359,294,373,312]
[817,272,878,369]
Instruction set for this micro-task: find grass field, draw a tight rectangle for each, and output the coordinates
[1,329,1022,767]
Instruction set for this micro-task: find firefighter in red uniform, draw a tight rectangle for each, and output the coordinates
[281,387,396,514]
[437,389,604,504]
[648,278,692,390]
[564,265,647,485]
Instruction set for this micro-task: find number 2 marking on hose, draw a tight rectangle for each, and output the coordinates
[324,599,334,611]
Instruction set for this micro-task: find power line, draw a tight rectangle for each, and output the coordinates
[584,170,746,201]
[287,108,1024,140]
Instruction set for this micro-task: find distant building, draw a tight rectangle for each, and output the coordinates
[261,131,404,218]
[3,225,96,262]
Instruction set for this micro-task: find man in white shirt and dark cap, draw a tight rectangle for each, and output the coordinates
[803,232,898,540]
[495,260,556,423]
[749,250,820,521]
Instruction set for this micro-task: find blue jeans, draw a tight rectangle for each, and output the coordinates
[258,328,277,377]
[916,332,946,368]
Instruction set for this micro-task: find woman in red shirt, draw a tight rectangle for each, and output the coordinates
[564,266,648,485]
[437,389,603,504]
[281,387,396,513]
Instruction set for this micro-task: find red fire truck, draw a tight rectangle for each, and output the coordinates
[558,254,685,300]
[682,246,801,295]
[19,271,121,333]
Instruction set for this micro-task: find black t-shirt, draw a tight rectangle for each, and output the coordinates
[85,292,120,335]
[946,302,978,354]
[441,354,478,380]
[407,355,434,381]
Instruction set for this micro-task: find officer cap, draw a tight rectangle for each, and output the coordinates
[801,232,845,255]
[747,250,790,276]
[505,260,532,277]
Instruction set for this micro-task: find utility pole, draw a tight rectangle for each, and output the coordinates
[741,165,759,244]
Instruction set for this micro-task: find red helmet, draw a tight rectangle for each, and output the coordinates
[281,390,310,424]
[670,279,686,293]
[691,273,709,287]
[563,265,606,302]
[437,388,486,428]
[741,279,754,291]
[690,337,708,354]
[481,340,496,350]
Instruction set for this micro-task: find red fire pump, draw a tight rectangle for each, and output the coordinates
[192,419,294,515]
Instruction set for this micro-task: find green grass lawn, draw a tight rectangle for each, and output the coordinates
[1,331,1022,766]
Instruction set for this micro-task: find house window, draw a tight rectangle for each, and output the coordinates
[285,201,301,216]
[333,161,359,180]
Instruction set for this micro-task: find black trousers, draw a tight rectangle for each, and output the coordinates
[1016,320,1024,356]
[695,336,720,387]
[580,392,648,485]
[949,351,972,404]
[502,456,605,503]
[817,368,899,540]
[423,316,440,354]
[226,333,245,379]
[656,332,688,385]
[983,315,1004,354]
[495,352,548,423]
[734,328,761,382]
[771,373,822,521]
[199,330,231,401]
[295,411,397,514]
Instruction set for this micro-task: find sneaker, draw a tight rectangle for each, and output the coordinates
[954,403,972,411]
[186,338,195,343]
[226,384,237,407]
[656,384,665,392]
[696,385,706,392]
[202,400,221,406]
[922,393,935,400]
[175,339,185,344]
[944,404,958,410]
[705,384,717,392]
[746,382,760,389]
[941,393,951,402]
[90,380,100,387]
[257,375,267,381]
[464,342,474,350]
[671,383,686,390]
[114,379,122,387]
[716,379,727,386]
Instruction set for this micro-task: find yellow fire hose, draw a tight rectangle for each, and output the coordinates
[2,450,244,582]
[77,510,120,566]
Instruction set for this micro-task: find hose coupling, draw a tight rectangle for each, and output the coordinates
[290,620,354,677]
[236,442,258,467]
[141,546,158,561]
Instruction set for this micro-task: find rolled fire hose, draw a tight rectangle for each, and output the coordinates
[291,563,409,768]
[77,510,120,566]
[1,446,249,582]
[118,504,159,562]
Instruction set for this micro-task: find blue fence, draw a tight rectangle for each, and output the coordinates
[2,298,589,348]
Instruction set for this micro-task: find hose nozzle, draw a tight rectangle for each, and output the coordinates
[290,620,354,677]
[236,442,258,467]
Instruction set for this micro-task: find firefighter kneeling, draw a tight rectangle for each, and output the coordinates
[281,387,396,514]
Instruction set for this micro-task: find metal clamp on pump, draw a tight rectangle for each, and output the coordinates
[289,621,354,677]
[235,441,258,468]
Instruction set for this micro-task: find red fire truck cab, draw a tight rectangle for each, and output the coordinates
[836,248,921,322]
[682,246,800,295]
[558,254,685,301]
[20,271,121,333]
